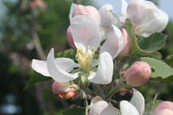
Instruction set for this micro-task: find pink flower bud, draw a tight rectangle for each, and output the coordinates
[52,81,79,100]
[30,0,47,8]
[73,5,101,25]
[152,101,173,115]
[123,61,151,86]
[118,28,132,58]
[66,26,76,48]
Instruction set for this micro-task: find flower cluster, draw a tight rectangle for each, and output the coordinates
[30,0,170,115]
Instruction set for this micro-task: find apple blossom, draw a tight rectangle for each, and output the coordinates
[123,61,151,86]
[69,3,101,25]
[118,28,132,58]
[89,89,145,115]
[99,0,129,29]
[32,15,124,84]
[127,0,169,37]
[52,81,79,100]
[99,4,121,29]
[152,101,173,115]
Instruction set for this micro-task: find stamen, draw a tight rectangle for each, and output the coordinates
[91,47,95,52]
[75,46,94,72]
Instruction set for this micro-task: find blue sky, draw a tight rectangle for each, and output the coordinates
[0,0,172,20]
[93,0,173,20]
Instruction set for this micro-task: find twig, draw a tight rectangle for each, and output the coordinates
[74,0,80,4]
[29,19,46,60]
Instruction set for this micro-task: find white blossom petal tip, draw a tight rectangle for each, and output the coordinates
[89,101,108,115]
[100,25,124,59]
[88,52,113,84]
[70,15,101,50]
[47,48,79,82]
[99,4,121,28]
[32,59,50,77]
[69,3,76,20]
[130,88,145,115]
[120,100,139,115]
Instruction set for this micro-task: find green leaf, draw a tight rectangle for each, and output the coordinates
[143,93,162,115]
[130,57,173,81]
[55,48,76,60]
[144,100,162,115]
[63,106,85,115]
[125,19,166,59]
[43,89,58,103]
[138,33,167,52]
[24,72,52,91]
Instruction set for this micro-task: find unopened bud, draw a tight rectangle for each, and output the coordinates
[30,0,47,8]
[118,28,132,58]
[73,5,101,25]
[52,81,79,100]
[67,26,76,48]
[123,61,151,86]
[152,101,173,115]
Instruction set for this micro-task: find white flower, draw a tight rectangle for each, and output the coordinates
[89,89,145,115]
[99,0,128,29]
[99,4,121,29]
[124,0,169,37]
[32,15,124,84]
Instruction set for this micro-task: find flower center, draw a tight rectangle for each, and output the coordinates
[76,46,95,72]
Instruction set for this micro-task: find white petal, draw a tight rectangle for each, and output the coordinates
[55,58,79,72]
[120,100,139,115]
[89,101,108,115]
[32,59,50,77]
[70,15,101,50]
[47,48,79,82]
[88,71,96,82]
[88,52,113,84]
[90,96,103,108]
[130,88,145,115]
[69,3,76,20]
[120,0,128,23]
[101,104,118,115]
[138,8,169,37]
[100,25,124,59]
[99,4,121,28]
[127,0,169,37]
[127,0,147,28]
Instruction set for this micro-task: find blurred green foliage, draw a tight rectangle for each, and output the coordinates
[0,0,92,114]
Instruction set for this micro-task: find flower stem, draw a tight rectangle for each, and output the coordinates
[82,88,96,97]
[105,80,125,101]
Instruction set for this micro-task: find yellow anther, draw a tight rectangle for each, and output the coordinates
[91,47,95,52]
[75,46,94,72]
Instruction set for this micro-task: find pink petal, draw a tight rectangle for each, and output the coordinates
[70,15,101,51]
[100,25,124,59]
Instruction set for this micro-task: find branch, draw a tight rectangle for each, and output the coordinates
[29,19,46,60]
[74,0,80,4]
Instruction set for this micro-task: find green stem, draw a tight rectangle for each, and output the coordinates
[82,88,96,97]
[105,80,125,101]
[85,99,89,115]
[92,84,105,97]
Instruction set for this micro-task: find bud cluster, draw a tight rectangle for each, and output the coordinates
[30,0,170,114]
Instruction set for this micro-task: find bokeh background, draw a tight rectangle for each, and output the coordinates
[0,0,173,115]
